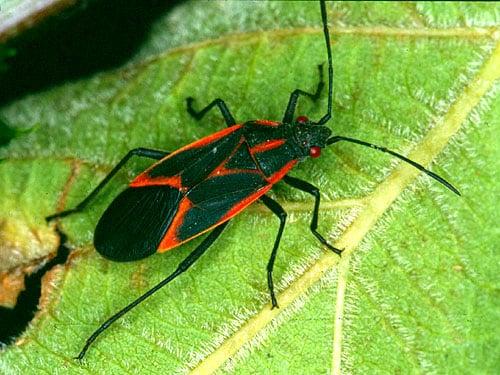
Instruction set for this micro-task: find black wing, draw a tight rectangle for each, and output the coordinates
[94,185,182,261]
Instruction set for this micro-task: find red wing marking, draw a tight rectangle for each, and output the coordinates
[208,166,259,178]
[254,119,280,127]
[219,184,273,222]
[157,184,275,253]
[250,139,286,154]
[130,174,183,189]
[130,124,243,188]
[266,159,297,184]
[171,125,243,155]
[157,197,193,252]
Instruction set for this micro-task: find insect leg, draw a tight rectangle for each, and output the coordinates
[75,221,229,360]
[282,64,324,124]
[260,194,287,309]
[186,97,236,126]
[283,175,342,255]
[46,148,169,221]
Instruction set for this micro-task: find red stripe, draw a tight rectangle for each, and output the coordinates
[130,125,243,188]
[157,184,275,252]
[254,119,280,127]
[156,160,297,252]
[266,160,297,184]
[220,185,273,222]
[250,139,286,154]
[178,125,242,151]
[157,197,193,252]
[151,125,242,169]
[208,165,259,178]
[130,174,183,189]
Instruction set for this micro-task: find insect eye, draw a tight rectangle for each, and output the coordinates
[309,146,321,158]
[296,115,308,124]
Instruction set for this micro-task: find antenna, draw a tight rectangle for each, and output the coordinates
[315,0,333,126]
[327,136,461,195]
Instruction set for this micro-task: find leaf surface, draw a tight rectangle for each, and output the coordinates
[0,1,498,374]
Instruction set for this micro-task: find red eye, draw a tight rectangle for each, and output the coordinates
[296,115,308,124]
[309,146,321,158]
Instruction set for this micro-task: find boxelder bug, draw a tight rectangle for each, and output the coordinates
[46,0,460,360]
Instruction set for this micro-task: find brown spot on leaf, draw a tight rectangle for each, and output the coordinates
[0,257,53,308]
[56,159,82,212]
[0,268,25,308]
[130,263,148,291]
[0,217,59,273]
[452,264,464,272]
[37,264,64,315]
[65,246,88,267]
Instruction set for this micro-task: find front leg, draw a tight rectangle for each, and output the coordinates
[282,64,324,123]
[283,175,342,255]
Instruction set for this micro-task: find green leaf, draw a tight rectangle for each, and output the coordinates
[1,1,499,374]
[0,0,75,42]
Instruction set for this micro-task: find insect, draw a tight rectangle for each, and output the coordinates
[46,0,459,360]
